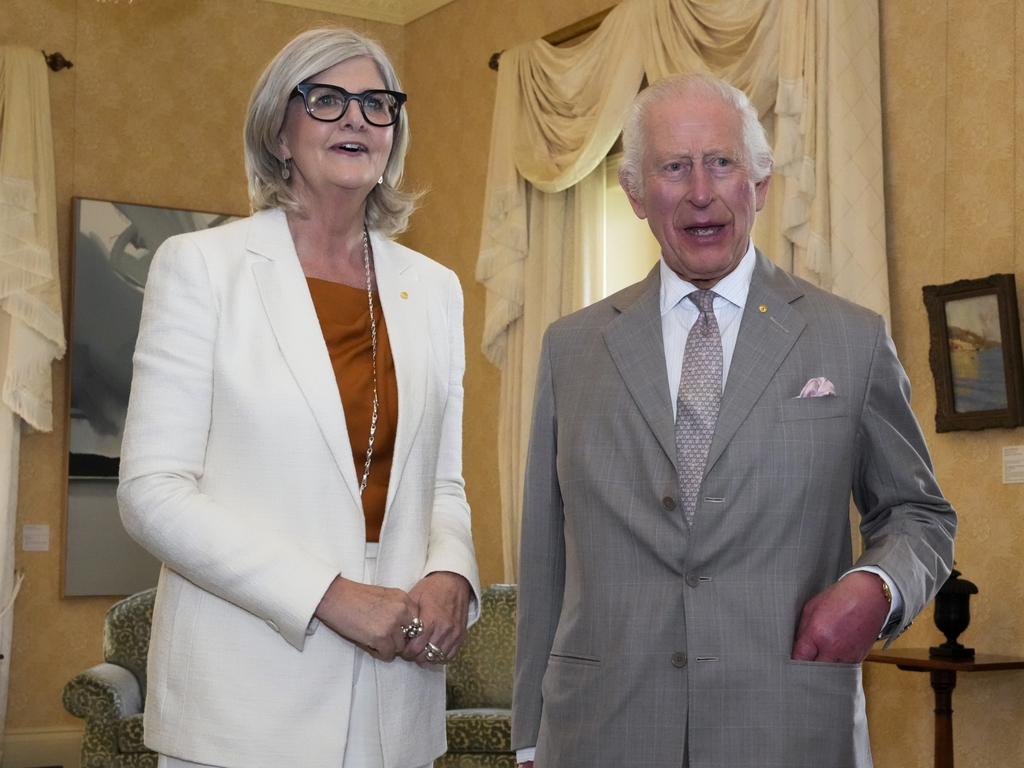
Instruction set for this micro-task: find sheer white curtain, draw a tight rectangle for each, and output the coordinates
[477,0,889,581]
[0,46,65,747]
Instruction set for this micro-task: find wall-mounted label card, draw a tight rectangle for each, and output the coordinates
[1003,446,1024,485]
[22,524,50,552]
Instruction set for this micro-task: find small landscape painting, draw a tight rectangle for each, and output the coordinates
[943,294,1006,412]
[923,274,1024,432]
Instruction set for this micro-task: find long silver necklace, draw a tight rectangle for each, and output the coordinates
[359,228,379,496]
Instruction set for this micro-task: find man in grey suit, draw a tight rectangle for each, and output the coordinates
[512,73,956,768]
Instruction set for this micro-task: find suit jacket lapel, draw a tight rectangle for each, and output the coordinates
[370,231,427,516]
[247,209,363,509]
[604,265,677,468]
[705,251,806,473]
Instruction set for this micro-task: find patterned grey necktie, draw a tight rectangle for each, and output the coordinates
[675,290,723,526]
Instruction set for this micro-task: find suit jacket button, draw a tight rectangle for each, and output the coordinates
[686,573,700,588]
[671,652,687,668]
[662,496,677,511]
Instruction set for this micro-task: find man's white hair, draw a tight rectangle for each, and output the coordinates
[619,72,773,200]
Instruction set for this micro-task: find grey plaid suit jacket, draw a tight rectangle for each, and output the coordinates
[512,252,955,768]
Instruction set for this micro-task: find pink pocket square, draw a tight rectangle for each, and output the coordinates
[798,377,836,398]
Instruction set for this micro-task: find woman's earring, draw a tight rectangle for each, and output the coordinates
[281,159,291,181]
[377,175,384,185]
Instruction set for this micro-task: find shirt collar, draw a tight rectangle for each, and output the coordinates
[659,240,757,316]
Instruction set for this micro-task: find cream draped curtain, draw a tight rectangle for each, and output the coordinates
[0,46,65,747]
[477,0,889,581]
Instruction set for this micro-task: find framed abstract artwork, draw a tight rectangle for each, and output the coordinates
[65,197,237,596]
[922,274,1024,433]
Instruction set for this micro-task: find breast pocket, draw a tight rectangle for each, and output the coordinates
[768,396,854,483]
[778,396,848,422]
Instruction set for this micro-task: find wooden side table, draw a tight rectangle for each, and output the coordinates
[865,649,1024,768]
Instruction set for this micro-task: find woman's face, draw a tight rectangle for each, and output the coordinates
[278,56,394,205]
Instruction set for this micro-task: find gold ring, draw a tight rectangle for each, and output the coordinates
[424,641,448,664]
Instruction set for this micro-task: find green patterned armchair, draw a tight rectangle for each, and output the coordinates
[62,584,517,768]
[438,583,518,768]
[63,588,158,768]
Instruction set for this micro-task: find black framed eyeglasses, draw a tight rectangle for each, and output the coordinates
[291,83,407,127]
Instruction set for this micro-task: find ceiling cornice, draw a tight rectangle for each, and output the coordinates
[263,0,454,25]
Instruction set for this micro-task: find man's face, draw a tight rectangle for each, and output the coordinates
[622,93,770,289]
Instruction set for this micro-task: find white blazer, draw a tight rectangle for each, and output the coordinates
[118,208,481,768]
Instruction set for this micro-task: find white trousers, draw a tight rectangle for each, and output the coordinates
[157,545,432,768]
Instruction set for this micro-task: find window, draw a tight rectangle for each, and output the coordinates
[601,153,661,298]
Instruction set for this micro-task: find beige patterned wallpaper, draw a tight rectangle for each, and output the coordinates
[3,2,1024,767]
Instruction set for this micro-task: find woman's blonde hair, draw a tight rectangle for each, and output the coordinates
[243,28,418,235]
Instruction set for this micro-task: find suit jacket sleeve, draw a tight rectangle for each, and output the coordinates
[118,235,340,651]
[421,271,482,622]
[851,315,956,639]
[512,329,566,750]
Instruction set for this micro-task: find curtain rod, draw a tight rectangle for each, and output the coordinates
[489,7,614,70]
[42,51,74,71]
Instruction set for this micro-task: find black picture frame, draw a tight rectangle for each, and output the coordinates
[922,274,1024,432]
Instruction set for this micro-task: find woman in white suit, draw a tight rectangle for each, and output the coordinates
[118,28,480,768]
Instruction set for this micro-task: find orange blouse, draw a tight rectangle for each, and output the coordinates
[306,278,398,542]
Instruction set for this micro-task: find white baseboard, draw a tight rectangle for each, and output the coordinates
[1,727,82,768]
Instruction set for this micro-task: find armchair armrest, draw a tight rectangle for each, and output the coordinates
[63,662,145,765]
[63,662,143,721]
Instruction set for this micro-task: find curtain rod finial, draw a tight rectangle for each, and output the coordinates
[42,51,74,71]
